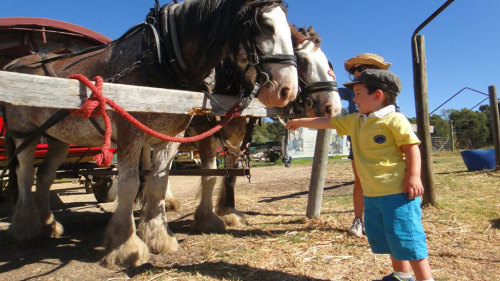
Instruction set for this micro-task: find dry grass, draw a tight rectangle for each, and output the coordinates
[0,152,497,281]
[130,152,499,281]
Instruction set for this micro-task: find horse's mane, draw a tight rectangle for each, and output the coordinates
[174,0,285,60]
[292,25,322,47]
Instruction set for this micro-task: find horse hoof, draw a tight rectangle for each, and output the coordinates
[138,220,179,254]
[9,204,43,241]
[192,210,226,233]
[165,198,181,212]
[216,207,247,227]
[219,212,247,227]
[101,233,150,268]
[42,214,64,238]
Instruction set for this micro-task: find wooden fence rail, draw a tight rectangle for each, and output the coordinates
[0,71,287,117]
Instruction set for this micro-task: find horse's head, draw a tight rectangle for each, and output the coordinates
[227,1,298,107]
[161,0,297,107]
[291,26,341,117]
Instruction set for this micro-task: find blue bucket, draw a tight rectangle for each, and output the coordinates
[460,149,496,171]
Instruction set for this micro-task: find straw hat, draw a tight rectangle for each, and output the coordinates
[344,53,391,72]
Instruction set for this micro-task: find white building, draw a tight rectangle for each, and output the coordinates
[287,128,349,159]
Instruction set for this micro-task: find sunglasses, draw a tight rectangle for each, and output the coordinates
[349,64,370,74]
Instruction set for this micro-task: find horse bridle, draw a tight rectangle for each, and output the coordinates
[236,0,297,102]
[146,0,296,103]
[294,38,338,110]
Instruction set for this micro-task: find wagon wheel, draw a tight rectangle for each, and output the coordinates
[92,176,116,203]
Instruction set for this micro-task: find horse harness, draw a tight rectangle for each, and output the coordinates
[293,33,338,115]
[1,0,297,176]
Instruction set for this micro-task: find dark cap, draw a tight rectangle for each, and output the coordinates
[343,69,402,95]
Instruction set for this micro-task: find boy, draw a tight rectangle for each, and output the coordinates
[286,69,433,281]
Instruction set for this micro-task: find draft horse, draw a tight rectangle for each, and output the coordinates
[160,25,341,233]
[2,0,298,267]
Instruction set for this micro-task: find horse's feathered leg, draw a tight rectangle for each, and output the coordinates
[164,179,181,211]
[34,138,69,238]
[216,152,247,227]
[138,141,179,254]
[191,135,226,233]
[101,136,149,268]
[9,138,41,241]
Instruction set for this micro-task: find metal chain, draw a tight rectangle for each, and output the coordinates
[104,61,143,83]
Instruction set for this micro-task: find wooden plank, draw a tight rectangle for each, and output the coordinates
[58,168,249,177]
[0,71,288,117]
[168,168,250,177]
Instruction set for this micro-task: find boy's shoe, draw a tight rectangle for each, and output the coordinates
[375,273,416,281]
[347,217,364,237]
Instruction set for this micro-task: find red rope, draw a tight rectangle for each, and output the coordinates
[68,74,240,167]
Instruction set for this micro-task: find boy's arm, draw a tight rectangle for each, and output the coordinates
[400,143,424,199]
[285,117,335,130]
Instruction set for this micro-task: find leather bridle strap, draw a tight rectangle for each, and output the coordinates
[301,81,338,95]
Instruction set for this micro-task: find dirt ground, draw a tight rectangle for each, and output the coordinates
[0,160,498,281]
[0,163,344,280]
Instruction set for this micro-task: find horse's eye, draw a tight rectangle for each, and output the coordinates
[305,98,313,109]
[240,57,248,65]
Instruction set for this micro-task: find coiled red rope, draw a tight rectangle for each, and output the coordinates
[69,74,240,167]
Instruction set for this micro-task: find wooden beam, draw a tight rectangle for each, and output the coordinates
[58,168,250,177]
[0,71,288,117]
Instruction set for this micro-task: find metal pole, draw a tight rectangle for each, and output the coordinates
[488,86,500,170]
[412,35,437,206]
[306,129,332,218]
[449,120,455,152]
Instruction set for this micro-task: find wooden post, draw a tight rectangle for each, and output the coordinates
[411,35,437,206]
[306,129,332,218]
[488,85,500,170]
[449,120,455,152]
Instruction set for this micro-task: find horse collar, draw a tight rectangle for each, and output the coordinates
[144,3,190,88]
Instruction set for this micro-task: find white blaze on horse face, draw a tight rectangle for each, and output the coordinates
[255,6,298,107]
[295,40,341,117]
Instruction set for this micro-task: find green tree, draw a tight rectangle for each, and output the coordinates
[429,114,449,137]
[449,109,489,148]
[252,119,287,144]
[479,104,493,144]
[265,121,286,141]
[252,119,269,144]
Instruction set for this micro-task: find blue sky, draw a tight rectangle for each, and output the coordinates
[1,0,499,118]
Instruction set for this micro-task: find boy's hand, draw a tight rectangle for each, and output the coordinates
[404,174,424,199]
[285,119,300,130]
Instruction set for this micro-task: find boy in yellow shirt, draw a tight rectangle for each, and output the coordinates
[286,69,433,281]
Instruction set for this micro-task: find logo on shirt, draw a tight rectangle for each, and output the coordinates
[373,135,386,144]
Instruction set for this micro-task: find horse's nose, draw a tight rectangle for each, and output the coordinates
[280,86,291,102]
[325,105,333,117]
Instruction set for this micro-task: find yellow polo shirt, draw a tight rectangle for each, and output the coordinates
[331,105,420,197]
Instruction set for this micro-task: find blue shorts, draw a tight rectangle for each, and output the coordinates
[364,193,428,261]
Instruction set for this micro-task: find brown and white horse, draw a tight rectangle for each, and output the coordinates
[2,0,297,267]
[153,26,341,233]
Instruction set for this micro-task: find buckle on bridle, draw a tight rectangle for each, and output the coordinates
[248,53,259,65]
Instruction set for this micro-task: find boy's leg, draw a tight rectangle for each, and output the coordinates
[390,255,410,273]
[409,258,432,280]
[352,160,364,219]
[349,160,365,237]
